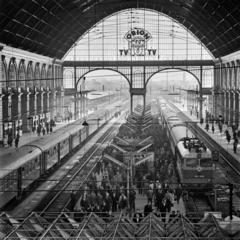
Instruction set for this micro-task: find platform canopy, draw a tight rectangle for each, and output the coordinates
[0,0,239,59]
[0,212,235,240]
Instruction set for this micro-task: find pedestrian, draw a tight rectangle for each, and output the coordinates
[212,125,215,133]
[133,209,143,227]
[46,126,49,134]
[129,189,136,212]
[233,142,237,153]
[144,200,152,217]
[70,190,76,212]
[50,126,53,133]
[200,118,203,125]
[160,198,168,222]
[16,131,20,139]
[227,134,231,144]
[205,123,209,132]
[233,131,237,139]
[165,189,174,213]
[15,137,19,148]
[37,126,41,137]
[175,184,182,204]
[111,191,118,212]
[7,134,13,147]
[42,128,46,135]
[68,116,70,122]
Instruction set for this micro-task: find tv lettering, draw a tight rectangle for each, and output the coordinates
[119,28,157,56]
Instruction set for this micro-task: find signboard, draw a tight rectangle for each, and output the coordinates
[212,149,220,163]
[204,212,222,219]
[197,153,202,159]
[119,28,156,56]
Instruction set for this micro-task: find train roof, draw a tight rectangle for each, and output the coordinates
[0,146,41,179]
[104,100,123,112]
[170,125,191,144]
[162,108,177,122]
[177,140,211,158]
[27,129,70,151]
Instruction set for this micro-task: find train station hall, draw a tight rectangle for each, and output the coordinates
[0,0,240,239]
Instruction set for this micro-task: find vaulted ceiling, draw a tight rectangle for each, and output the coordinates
[0,0,239,59]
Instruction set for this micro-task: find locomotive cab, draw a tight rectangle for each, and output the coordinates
[176,137,214,187]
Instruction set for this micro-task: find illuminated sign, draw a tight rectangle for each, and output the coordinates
[119,28,157,56]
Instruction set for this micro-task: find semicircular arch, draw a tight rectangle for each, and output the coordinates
[76,68,131,88]
[146,68,200,87]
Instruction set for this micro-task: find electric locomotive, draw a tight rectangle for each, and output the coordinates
[160,101,214,187]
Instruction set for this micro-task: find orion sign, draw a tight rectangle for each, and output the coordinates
[119,28,157,56]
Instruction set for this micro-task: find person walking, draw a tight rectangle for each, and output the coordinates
[37,126,41,137]
[227,134,231,144]
[205,123,209,132]
[212,125,215,133]
[160,198,168,222]
[233,141,237,153]
[7,134,13,147]
[144,200,152,217]
[111,191,118,212]
[175,184,182,204]
[15,137,19,148]
[129,189,136,212]
[70,190,76,212]
[42,128,46,135]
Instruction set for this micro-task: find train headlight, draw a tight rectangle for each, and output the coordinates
[208,179,211,182]
[188,179,191,182]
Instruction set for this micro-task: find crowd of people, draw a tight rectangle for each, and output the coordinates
[71,109,185,224]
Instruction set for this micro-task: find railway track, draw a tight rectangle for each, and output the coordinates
[192,194,213,213]
[33,120,120,220]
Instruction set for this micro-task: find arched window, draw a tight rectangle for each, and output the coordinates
[41,64,46,87]
[54,66,58,88]
[8,61,17,87]
[133,70,144,88]
[1,60,7,88]
[237,62,240,89]
[222,64,227,87]
[27,63,33,87]
[203,69,213,88]
[63,70,74,88]
[47,66,52,88]
[231,62,235,88]
[18,62,25,87]
[63,9,213,61]
[226,64,230,88]
[34,63,40,88]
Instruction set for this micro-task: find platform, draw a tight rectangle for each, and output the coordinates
[0,120,77,156]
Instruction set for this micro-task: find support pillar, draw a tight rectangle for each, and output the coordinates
[235,92,240,127]
[229,91,234,125]
[143,94,146,111]
[233,92,238,127]
[21,91,31,133]
[199,66,203,120]
[130,94,133,114]
[225,92,229,124]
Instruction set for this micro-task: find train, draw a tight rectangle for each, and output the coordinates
[159,99,214,187]
[0,100,126,210]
